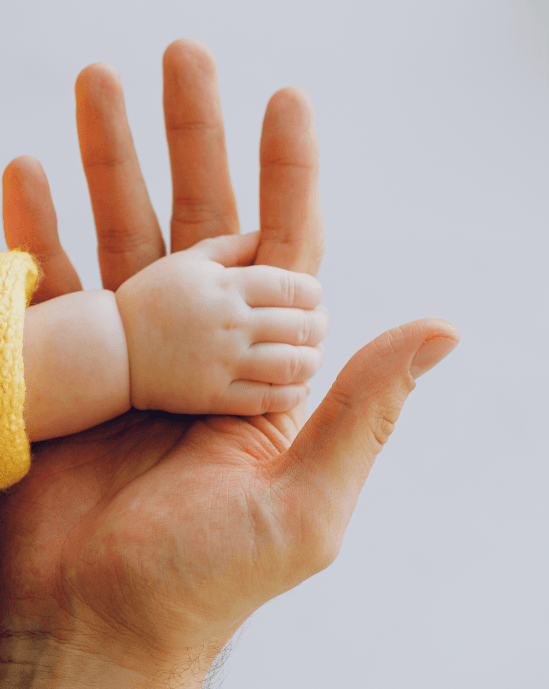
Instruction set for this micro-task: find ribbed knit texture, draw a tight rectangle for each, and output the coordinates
[0,249,40,492]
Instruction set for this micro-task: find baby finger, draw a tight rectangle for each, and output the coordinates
[236,264,323,309]
[214,380,311,415]
[249,304,329,347]
[238,342,325,385]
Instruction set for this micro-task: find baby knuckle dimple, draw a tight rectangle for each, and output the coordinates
[221,308,246,332]
[221,317,239,332]
[218,266,236,292]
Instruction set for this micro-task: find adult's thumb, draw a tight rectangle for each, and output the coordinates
[284,318,460,533]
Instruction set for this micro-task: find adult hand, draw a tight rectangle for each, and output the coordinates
[0,39,459,689]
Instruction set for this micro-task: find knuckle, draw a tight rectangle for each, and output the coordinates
[329,385,400,454]
[26,244,62,264]
[259,386,273,414]
[171,197,228,228]
[194,235,218,253]
[221,315,241,331]
[367,399,398,450]
[280,271,296,305]
[299,312,312,345]
[98,227,146,255]
[329,383,355,412]
[285,348,302,381]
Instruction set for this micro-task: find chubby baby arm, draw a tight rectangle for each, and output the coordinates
[23,290,130,442]
[115,233,330,416]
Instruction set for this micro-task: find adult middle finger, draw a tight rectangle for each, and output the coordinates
[163,39,240,253]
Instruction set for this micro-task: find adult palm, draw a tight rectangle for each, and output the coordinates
[0,40,459,686]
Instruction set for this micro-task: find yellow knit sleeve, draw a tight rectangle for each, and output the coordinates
[0,249,41,492]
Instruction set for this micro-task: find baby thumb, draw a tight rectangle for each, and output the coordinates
[189,231,261,267]
[283,318,460,532]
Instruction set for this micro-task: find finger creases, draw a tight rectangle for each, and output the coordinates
[238,265,322,308]
[163,39,239,252]
[281,318,460,509]
[238,343,324,385]
[217,380,309,416]
[249,305,329,347]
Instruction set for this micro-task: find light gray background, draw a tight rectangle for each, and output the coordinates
[1,1,548,687]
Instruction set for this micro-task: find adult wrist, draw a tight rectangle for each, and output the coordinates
[0,629,218,689]
[0,631,146,689]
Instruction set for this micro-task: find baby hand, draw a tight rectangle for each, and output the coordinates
[115,232,329,415]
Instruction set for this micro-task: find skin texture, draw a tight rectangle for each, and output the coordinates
[0,39,460,688]
[114,231,329,415]
[22,289,131,443]
[21,232,329,444]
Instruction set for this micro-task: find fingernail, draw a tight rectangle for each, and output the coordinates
[409,337,459,380]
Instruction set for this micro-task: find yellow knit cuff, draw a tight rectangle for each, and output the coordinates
[0,249,41,492]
